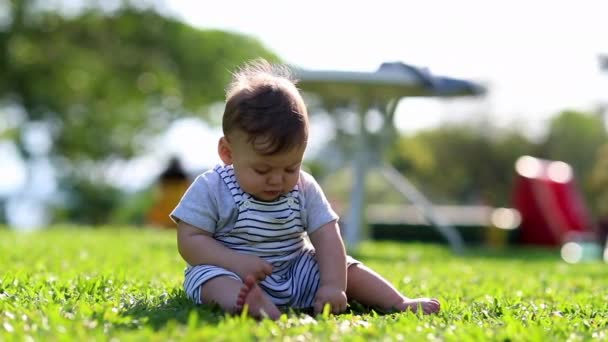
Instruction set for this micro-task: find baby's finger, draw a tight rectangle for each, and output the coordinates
[254,271,267,281]
[263,262,273,275]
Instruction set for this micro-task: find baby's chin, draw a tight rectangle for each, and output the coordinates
[253,191,283,202]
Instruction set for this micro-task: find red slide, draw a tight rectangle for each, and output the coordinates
[512,156,595,246]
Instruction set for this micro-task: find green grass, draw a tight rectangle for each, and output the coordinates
[0,227,606,341]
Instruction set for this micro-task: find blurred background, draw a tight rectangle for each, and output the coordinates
[1,0,607,254]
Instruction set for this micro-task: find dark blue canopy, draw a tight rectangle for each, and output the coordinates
[295,61,485,101]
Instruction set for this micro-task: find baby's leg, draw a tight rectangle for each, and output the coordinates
[201,276,281,320]
[199,276,243,313]
[346,264,440,314]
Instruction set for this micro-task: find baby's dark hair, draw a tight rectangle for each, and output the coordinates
[223,59,308,155]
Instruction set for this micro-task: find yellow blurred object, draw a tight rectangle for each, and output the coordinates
[485,208,521,248]
[146,157,190,229]
[485,226,508,248]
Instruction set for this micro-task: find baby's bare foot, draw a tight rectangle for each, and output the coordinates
[236,275,281,320]
[395,298,441,315]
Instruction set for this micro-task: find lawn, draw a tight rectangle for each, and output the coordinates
[1,227,606,341]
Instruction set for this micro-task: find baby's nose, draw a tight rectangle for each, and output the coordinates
[268,173,282,185]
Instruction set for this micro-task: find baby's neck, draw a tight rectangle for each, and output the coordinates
[249,194,283,203]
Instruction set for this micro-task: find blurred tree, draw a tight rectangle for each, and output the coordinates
[323,109,605,214]
[587,143,608,218]
[539,110,608,206]
[0,0,278,224]
[387,122,537,206]
[0,199,6,225]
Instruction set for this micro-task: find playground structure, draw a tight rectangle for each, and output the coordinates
[295,62,485,253]
[512,155,599,247]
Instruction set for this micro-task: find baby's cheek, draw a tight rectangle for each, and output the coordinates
[286,175,299,189]
[239,174,259,193]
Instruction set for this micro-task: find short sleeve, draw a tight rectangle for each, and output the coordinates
[299,171,339,234]
[170,170,229,234]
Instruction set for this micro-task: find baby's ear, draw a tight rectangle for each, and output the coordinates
[218,137,233,164]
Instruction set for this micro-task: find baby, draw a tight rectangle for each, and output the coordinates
[171,59,440,319]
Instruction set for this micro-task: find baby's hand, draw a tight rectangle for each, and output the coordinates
[233,254,273,281]
[313,285,347,314]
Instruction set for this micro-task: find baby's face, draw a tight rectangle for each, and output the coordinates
[229,133,306,202]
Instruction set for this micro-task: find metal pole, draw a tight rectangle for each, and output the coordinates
[381,164,465,254]
[344,100,370,248]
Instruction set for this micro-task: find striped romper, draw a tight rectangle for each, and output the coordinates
[173,164,358,309]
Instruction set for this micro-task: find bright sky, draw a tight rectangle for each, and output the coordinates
[166,0,608,133]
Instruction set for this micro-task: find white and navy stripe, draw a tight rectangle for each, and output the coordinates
[184,164,320,307]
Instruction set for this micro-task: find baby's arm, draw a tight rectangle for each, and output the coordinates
[177,221,273,281]
[308,221,347,314]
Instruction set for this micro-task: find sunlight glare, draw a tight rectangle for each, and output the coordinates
[561,242,583,264]
[515,156,542,179]
[0,142,27,195]
[547,161,573,183]
[491,208,521,230]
